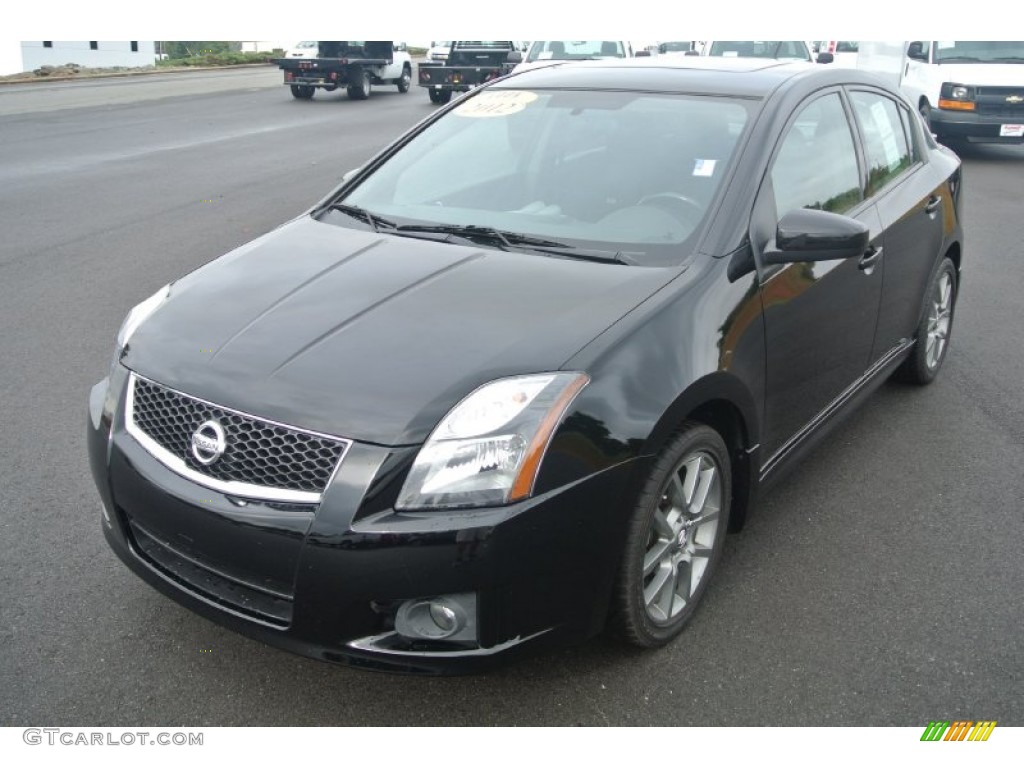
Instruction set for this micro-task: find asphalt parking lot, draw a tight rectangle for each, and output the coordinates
[1,66,1022,726]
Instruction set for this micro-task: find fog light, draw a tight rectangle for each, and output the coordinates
[395,593,477,643]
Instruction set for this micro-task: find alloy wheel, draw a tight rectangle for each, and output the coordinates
[642,450,722,623]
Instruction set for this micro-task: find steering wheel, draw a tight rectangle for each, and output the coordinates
[637,192,704,226]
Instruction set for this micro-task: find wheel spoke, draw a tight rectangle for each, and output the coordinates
[652,509,674,538]
[643,539,672,575]
[689,463,716,516]
[644,562,673,609]
[688,544,714,560]
[656,563,677,617]
[939,277,952,309]
[675,558,693,602]
[689,509,719,528]
[680,456,701,506]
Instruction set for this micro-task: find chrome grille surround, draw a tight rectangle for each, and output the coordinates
[125,373,350,503]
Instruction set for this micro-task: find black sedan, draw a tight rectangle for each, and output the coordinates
[87,58,964,673]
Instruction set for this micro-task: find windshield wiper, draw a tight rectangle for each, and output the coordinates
[327,203,396,232]
[991,56,1024,62]
[938,55,982,63]
[393,224,633,264]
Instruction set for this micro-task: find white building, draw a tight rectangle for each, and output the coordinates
[0,40,21,75]
[20,41,158,72]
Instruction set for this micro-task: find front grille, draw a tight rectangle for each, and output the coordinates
[975,104,1024,118]
[975,87,1024,118]
[128,375,349,496]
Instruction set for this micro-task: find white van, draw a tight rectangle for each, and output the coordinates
[857,41,1024,144]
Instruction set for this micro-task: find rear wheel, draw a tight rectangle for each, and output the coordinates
[396,65,411,93]
[347,70,372,100]
[614,423,732,648]
[429,88,452,105]
[895,257,957,385]
[290,85,314,100]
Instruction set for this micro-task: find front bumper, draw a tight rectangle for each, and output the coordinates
[88,369,638,674]
[931,107,1024,143]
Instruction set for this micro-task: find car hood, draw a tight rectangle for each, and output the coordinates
[123,216,679,446]
[930,62,1024,86]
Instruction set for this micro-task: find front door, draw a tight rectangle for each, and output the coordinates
[752,90,884,462]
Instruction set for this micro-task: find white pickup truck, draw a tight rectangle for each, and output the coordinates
[275,41,413,101]
[857,41,1024,144]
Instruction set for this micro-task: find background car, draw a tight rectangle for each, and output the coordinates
[89,57,964,674]
[427,40,452,62]
[817,41,860,66]
[512,40,636,73]
[657,41,699,56]
[701,40,815,62]
[286,41,318,59]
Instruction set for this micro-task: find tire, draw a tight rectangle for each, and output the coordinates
[429,88,452,105]
[396,65,411,93]
[920,100,951,144]
[894,257,957,385]
[613,422,732,648]
[347,70,371,100]
[919,100,932,132]
[290,85,314,100]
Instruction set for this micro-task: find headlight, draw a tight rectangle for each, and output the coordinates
[396,372,589,510]
[113,284,172,362]
[951,86,969,100]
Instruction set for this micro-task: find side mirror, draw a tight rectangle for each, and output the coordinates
[342,167,360,183]
[815,52,834,64]
[634,49,651,57]
[907,41,928,62]
[507,50,523,64]
[394,43,407,52]
[684,50,700,56]
[763,208,869,264]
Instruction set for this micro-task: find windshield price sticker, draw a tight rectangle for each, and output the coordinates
[455,90,539,118]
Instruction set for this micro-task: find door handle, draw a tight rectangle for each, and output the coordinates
[859,246,883,272]
[924,195,942,215]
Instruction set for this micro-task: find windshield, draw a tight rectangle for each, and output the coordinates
[708,41,810,60]
[934,40,1024,63]
[330,88,753,265]
[526,41,626,62]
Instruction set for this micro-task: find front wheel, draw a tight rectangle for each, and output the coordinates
[895,257,957,385]
[613,423,732,648]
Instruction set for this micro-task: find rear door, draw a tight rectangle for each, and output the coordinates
[846,87,947,360]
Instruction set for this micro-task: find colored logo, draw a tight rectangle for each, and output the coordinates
[920,721,996,741]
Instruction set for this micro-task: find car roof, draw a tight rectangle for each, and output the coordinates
[498,57,889,99]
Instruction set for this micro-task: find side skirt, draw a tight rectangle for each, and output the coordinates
[758,339,914,488]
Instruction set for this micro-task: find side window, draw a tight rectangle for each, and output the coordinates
[851,91,913,196]
[770,92,863,219]
[897,103,923,163]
